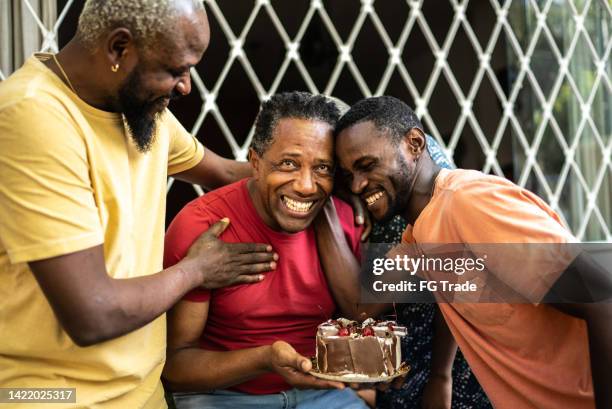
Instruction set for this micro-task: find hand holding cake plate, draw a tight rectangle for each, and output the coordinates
[309,318,410,384]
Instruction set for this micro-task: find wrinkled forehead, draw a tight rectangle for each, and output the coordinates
[267,118,334,158]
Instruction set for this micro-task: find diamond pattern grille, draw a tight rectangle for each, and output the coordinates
[1,0,610,241]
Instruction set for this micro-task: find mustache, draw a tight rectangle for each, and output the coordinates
[155,90,182,104]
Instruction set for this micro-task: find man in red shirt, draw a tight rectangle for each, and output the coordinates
[162,92,368,409]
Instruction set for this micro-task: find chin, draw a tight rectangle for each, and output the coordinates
[370,205,393,223]
[277,218,313,234]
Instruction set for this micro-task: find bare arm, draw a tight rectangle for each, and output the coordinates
[429,306,457,380]
[163,300,344,391]
[30,219,276,347]
[558,303,612,409]
[545,252,612,409]
[421,306,456,409]
[163,300,271,390]
[313,199,387,320]
[173,149,251,189]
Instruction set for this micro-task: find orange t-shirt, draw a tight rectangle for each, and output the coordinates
[402,168,594,409]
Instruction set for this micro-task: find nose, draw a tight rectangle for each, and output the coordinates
[175,72,192,96]
[293,169,317,196]
[351,172,368,194]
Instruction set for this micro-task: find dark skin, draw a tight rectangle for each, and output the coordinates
[313,131,447,398]
[326,119,612,408]
[314,123,440,322]
[163,118,344,391]
[30,2,277,347]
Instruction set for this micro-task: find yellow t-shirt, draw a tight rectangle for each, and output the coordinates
[0,54,204,408]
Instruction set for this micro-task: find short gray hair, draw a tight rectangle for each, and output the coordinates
[77,0,204,50]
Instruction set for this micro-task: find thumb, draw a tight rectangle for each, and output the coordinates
[350,194,365,225]
[204,217,230,238]
[295,355,312,373]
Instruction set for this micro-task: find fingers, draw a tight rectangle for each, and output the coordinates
[272,342,345,390]
[287,371,345,390]
[231,274,266,285]
[237,261,277,274]
[294,355,311,373]
[360,212,373,242]
[233,251,278,264]
[313,379,345,390]
[230,242,274,254]
[350,194,366,226]
[346,194,373,242]
[391,375,406,389]
[289,354,345,390]
[203,217,230,238]
[376,382,390,391]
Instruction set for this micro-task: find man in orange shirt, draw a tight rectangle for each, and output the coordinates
[316,96,611,408]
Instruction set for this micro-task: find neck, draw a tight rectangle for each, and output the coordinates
[403,152,441,225]
[49,39,119,112]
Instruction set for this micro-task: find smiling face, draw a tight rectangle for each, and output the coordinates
[117,8,210,151]
[336,120,416,222]
[249,117,335,233]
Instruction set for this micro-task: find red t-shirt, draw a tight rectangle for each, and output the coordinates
[164,178,362,394]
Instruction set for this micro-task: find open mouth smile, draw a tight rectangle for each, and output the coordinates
[281,195,315,214]
[365,190,384,207]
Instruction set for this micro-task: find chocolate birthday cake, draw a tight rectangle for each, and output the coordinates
[315,318,407,377]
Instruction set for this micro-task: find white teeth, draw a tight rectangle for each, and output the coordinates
[283,197,314,213]
[365,191,384,206]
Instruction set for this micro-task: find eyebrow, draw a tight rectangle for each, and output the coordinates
[278,152,333,163]
[353,155,378,167]
[166,64,193,73]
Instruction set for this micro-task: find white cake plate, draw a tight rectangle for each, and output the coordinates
[308,363,410,383]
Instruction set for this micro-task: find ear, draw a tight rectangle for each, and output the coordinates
[402,128,426,157]
[104,28,137,73]
[248,148,261,180]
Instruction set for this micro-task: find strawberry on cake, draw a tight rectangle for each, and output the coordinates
[315,318,407,378]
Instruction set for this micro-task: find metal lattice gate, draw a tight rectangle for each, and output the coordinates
[1,0,610,241]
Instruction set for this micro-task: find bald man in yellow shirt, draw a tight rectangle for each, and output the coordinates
[0,1,278,408]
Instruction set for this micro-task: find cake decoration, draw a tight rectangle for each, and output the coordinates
[314,318,407,378]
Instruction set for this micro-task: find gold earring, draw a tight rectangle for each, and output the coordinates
[111,63,119,72]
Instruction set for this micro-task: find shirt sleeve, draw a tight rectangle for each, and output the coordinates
[0,100,103,264]
[164,200,213,302]
[447,180,575,302]
[165,110,205,175]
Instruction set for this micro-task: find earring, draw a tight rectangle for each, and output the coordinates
[111,63,119,72]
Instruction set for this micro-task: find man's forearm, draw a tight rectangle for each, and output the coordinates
[30,245,203,347]
[547,252,612,408]
[164,345,271,391]
[584,304,612,408]
[551,303,612,408]
[430,306,457,379]
[66,263,201,346]
[314,203,386,319]
[226,159,252,183]
[93,263,202,344]
[173,151,252,189]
